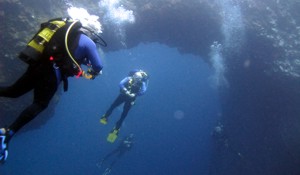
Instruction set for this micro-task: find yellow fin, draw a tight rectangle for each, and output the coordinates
[107,130,119,143]
[100,118,107,125]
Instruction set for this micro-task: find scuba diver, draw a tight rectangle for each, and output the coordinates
[100,70,148,143]
[0,17,106,163]
[97,134,134,175]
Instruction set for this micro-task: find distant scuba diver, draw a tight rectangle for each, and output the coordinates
[97,134,134,175]
[100,70,148,143]
[0,17,107,163]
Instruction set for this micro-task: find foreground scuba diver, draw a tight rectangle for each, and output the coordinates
[97,134,134,175]
[0,17,106,163]
[100,70,148,143]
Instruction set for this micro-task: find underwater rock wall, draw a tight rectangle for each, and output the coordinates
[0,0,63,130]
[0,1,299,174]
[212,1,300,174]
[215,31,300,175]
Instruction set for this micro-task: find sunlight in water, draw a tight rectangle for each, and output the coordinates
[67,7,103,34]
[99,0,135,25]
[217,0,245,50]
[209,41,229,88]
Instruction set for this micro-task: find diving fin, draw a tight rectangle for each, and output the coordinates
[107,129,119,143]
[0,129,9,164]
[100,115,108,125]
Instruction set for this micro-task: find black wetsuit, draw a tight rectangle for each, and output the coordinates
[0,34,103,136]
[104,76,147,130]
[104,93,135,130]
[100,137,133,168]
[0,63,57,133]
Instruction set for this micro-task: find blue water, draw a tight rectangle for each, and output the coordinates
[1,43,221,175]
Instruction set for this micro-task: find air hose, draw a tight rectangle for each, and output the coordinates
[64,20,85,78]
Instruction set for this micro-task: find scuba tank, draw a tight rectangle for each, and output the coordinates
[19,18,73,64]
[19,18,83,77]
[19,17,107,65]
[19,17,107,79]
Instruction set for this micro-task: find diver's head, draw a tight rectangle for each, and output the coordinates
[79,22,107,47]
[133,70,148,82]
[67,7,102,35]
[80,22,101,40]
[133,72,143,82]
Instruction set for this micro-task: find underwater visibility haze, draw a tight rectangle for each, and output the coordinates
[0,0,300,175]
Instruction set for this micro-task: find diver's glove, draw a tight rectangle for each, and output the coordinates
[122,88,136,98]
[128,93,136,98]
[122,87,129,94]
[83,69,101,80]
[125,90,130,96]
[122,89,133,97]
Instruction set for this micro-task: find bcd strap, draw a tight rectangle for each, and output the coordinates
[62,76,68,92]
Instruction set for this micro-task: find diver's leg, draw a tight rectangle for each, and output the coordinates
[98,149,120,167]
[102,167,112,175]
[1,65,58,163]
[103,149,120,161]
[103,150,126,172]
[0,67,35,98]
[0,66,37,163]
[103,148,126,171]
[104,94,125,118]
[115,99,134,130]
[110,160,116,168]
[106,151,125,169]
[8,65,58,138]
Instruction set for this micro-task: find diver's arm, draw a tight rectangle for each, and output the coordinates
[137,82,147,96]
[84,36,103,74]
[119,77,130,93]
[77,34,103,74]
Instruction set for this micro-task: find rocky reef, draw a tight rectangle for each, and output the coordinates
[0,0,299,174]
